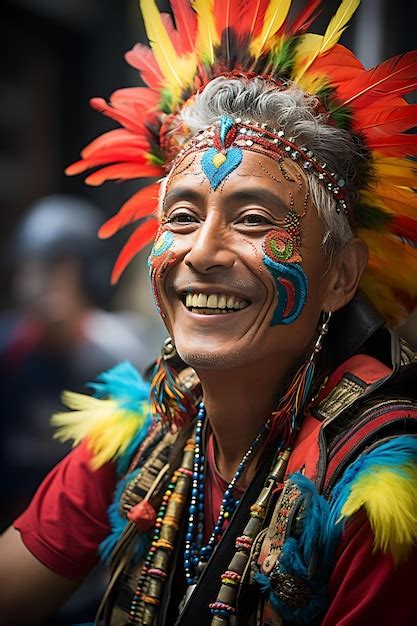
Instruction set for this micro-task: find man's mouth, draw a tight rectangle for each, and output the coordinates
[181,292,251,315]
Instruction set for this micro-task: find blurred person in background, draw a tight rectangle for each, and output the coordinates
[0,194,160,526]
[0,195,163,624]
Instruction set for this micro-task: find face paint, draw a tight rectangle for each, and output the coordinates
[201,116,243,189]
[262,215,308,326]
[148,229,176,317]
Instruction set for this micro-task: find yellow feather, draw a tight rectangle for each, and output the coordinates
[362,183,417,218]
[250,0,292,61]
[139,0,184,92]
[52,391,151,469]
[374,156,417,187]
[293,0,360,82]
[193,0,220,64]
[340,464,417,562]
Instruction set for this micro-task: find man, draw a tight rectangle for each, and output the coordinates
[1,1,417,625]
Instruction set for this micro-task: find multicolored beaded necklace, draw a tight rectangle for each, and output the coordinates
[184,402,270,587]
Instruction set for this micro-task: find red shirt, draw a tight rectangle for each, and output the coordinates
[14,439,417,623]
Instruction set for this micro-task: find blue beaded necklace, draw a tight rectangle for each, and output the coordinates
[183,402,269,586]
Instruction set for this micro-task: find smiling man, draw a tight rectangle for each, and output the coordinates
[2,1,417,626]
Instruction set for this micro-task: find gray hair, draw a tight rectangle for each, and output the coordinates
[176,76,368,255]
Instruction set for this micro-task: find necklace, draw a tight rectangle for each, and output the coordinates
[183,402,270,587]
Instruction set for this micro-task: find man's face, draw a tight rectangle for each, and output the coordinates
[148,150,335,372]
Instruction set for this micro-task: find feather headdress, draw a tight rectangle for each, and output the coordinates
[67,0,417,324]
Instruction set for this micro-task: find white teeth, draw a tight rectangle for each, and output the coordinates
[207,294,218,308]
[197,293,207,307]
[184,292,250,312]
[218,295,226,309]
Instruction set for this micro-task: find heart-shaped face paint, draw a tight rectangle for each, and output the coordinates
[201,146,243,190]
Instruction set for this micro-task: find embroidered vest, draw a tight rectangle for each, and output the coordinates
[99,333,417,626]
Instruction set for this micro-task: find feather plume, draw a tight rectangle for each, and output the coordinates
[52,362,151,470]
[139,0,184,91]
[293,0,360,81]
[84,163,163,187]
[111,218,159,284]
[171,0,197,54]
[356,104,417,134]
[125,43,164,89]
[250,0,292,61]
[337,51,417,109]
[99,184,160,239]
[194,0,220,64]
[244,0,269,40]
[286,0,323,36]
[329,436,417,563]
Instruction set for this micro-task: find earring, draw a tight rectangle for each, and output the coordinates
[270,311,332,445]
[150,337,198,430]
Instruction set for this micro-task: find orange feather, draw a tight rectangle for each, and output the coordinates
[111,219,159,284]
[99,184,160,239]
[85,163,163,187]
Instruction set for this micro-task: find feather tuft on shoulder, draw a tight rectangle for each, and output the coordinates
[329,436,417,563]
[52,362,152,472]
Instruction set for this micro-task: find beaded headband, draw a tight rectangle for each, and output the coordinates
[175,115,350,217]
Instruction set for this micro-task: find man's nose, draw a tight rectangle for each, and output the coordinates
[184,216,235,274]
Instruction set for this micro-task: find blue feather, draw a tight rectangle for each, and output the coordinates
[87,361,150,412]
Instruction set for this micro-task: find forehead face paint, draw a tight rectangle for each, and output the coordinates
[148,229,176,318]
[262,206,308,326]
[201,116,243,189]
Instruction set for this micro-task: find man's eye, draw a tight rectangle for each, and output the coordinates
[167,211,198,224]
[239,213,271,226]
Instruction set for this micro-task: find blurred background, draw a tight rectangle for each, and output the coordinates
[1,0,416,623]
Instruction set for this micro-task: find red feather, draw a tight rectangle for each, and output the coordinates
[82,129,150,159]
[171,0,197,54]
[90,97,149,134]
[111,218,159,284]
[161,13,183,55]
[309,44,364,85]
[354,104,417,134]
[286,0,323,36]
[85,163,163,186]
[235,0,269,40]
[125,43,164,89]
[99,184,160,239]
[110,87,159,110]
[361,132,417,157]
[337,51,417,109]
[391,215,417,244]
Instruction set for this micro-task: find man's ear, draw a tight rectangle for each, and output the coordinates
[322,238,368,313]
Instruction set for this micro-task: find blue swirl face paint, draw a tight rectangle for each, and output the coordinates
[148,230,176,317]
[262,228,308,326]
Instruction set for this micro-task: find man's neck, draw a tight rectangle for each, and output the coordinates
[197,360,292,483]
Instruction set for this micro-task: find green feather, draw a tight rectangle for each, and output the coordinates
[354,202,393,230]
[319,87,353,130]
[270,37,299,79]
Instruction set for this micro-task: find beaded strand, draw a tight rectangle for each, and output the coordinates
[128,436,195,624]
[184,403,270,585]
[210,447,291,626]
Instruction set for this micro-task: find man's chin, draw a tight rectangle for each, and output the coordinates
[175,341,249,371]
